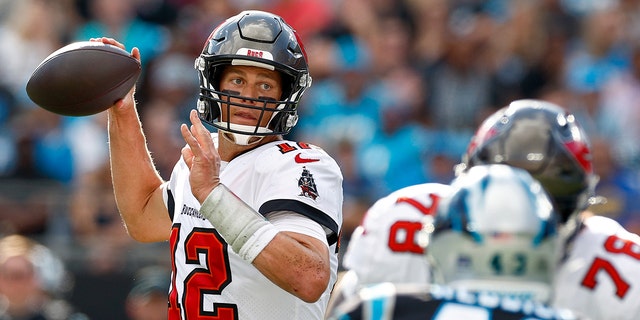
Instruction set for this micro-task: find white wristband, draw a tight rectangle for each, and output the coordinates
[199,184,278,263]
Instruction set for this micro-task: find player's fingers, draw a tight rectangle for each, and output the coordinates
[190,109,201,124]
[189,110,216,153]
[179,123,192,140]
[189,109,206,133]
[99,37,122,48]
[180,123,200,155]
[93,37,110,45]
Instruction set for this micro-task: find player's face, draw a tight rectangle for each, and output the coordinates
[218,65,283,127]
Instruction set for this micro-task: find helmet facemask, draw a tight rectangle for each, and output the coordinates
[196,59,303,145]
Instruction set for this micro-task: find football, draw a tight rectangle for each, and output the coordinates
[26,41,141,116]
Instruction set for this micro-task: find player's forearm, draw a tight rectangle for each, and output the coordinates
[199,185,331,302]
[253,232,331,303]
[108,105,168,241]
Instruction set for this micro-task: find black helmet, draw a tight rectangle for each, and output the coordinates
[195,10,312,145]
[459,99,597,222]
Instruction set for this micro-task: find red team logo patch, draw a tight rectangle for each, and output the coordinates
[298,166,319,200]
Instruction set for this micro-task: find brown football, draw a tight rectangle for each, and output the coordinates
[26,41,141,116]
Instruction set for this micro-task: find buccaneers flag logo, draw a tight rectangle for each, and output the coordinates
[298,166,318,200]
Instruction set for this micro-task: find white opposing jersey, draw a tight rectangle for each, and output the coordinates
[553,215,640,320]
[162,135,343,320]
[343,183,453,285]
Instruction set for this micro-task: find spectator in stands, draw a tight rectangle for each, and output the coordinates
[126,266,170,320]
[0,234,88,320]
[74,0,169,67]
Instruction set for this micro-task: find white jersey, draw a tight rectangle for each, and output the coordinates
[342,183,453,286]
[162,135,343,320]
[329,183,451,314]
[553,215,640,320]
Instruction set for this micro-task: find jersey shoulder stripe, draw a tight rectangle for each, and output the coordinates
[261,199,340,245]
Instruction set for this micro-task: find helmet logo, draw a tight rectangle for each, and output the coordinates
[298,166,319,200]
[247,49,263,58]
[565,140,593,173]
[236,48,274,61]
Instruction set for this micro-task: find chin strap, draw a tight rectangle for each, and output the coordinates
[219,123,272,146]
[220,131,264,146]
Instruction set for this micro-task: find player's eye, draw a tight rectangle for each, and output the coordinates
[259,83,272,91]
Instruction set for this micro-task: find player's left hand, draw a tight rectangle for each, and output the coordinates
[180,109,221,203]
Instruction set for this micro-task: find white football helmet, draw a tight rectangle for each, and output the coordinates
[424,164,559,302]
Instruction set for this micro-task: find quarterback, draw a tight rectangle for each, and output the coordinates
[103,10,343,320]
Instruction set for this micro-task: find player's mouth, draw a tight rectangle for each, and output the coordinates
[231,110,261,126]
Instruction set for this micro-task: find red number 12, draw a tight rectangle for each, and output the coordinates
[168,225,238,319]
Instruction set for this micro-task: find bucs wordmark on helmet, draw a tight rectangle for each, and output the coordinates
[459,99,598,222]
[195,10,312,145]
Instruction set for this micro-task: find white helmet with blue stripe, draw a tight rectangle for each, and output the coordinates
[424,164,559,302]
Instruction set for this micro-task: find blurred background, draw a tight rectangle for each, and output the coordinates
[1,0,640,318]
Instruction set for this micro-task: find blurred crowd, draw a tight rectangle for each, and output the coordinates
[1,0,640,317]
